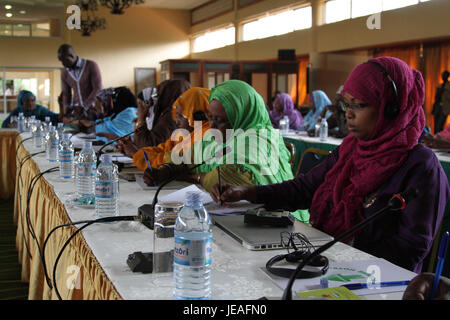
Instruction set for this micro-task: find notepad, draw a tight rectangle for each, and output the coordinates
[297,287,362,300]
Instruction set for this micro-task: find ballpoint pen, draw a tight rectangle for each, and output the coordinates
[429,231,449,299]
[339,280,411,290]
[217,166,223,206]
[143,151,156,186]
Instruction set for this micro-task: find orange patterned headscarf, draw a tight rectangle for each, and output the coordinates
[172,87,210,126]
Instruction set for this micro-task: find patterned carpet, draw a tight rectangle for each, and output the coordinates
[0,198,28,300]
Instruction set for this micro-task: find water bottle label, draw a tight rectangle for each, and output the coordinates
[78,162,96,177]
[50,140,59,150]
[174,237,212,267]
[58,150,74,162]
[95,181,114,199]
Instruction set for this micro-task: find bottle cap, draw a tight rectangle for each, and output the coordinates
[49,125,56,131]
[84,141,92,149]
[101,154,112,163]
[63,133,71,140]
[185,191,202,206]
[45,116,50,121]
[58,123,64,128]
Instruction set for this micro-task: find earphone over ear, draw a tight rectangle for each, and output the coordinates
[265,251,329,279]
[365,61,400,120]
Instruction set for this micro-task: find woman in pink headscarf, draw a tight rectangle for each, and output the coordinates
[269,93,303,130]
[208,57,450,273]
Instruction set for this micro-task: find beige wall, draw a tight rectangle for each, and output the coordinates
[0,7,191,94]
[190,0,450,99]
[192,0,450,59]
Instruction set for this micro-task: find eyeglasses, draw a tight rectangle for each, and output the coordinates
[280,232,314,254]
[341,100,370,112]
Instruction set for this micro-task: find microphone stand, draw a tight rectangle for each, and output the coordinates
[139,147,230,225]
[281,188,419,300]
[96,127,141,157]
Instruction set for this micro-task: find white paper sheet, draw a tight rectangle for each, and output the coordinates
[158,184,263,214]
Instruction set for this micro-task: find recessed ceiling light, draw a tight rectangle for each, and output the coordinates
[6,13,13,18]
[5,5,12,10]
[20,10,26,14]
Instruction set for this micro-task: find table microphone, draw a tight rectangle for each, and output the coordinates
[281,187,419,300]
[138,146,231,229]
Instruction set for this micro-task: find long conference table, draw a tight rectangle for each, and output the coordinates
[0,128,428,300]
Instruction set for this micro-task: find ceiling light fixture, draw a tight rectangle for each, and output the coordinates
[6,12,13,17]
[5,5,12,10]
[98,0,145,15]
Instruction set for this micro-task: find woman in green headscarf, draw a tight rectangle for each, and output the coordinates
[143,80,293,192]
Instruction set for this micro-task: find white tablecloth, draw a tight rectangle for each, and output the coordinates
[19,132,407,300]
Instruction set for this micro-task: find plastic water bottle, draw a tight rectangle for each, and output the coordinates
[32,120,43,149]
[46,126,59,162]
[282,115,290,134]
[76,141,97,201]
[59,133,74,179]
[57,122,64,138]
[95,154,119,218]
[28,115,36,133]
[44,116,51,128]
[319,118,328,142]
[314,121,321,137]
[17,112,25,133]
[174,191,213,300]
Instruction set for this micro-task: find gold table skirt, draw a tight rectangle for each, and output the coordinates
[0,130,18,199]
[13,134,122,300]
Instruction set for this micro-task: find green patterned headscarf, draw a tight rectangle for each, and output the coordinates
[194,80,293,186]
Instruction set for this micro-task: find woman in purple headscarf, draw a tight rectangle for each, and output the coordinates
[269,93,303,130]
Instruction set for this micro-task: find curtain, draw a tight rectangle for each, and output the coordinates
[296,56,310,106]
[374,45,420,71]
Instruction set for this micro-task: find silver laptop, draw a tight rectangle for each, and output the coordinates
[212,214,333,251]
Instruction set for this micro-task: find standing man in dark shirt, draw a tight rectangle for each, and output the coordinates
[58,44,103,121]
[432,70,450,134]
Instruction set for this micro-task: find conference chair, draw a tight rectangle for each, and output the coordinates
[284,141,296,173]
[296,148,330,176]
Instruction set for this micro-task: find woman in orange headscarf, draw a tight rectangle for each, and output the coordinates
[132,87,210,171]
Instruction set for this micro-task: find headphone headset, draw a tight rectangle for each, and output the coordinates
[265,232,329,279]
[266,250,329,279]
[365,61,400,120]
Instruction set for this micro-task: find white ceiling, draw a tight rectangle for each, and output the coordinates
[0,0,211,9]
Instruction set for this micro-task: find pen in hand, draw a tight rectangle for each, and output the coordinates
[429,231,449,300]
[143,151,156,186]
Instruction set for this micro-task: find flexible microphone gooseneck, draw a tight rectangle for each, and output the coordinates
[149,146,231,212]
[49,214,151,299]
[96,127,142,156]
[281,187,419,300]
